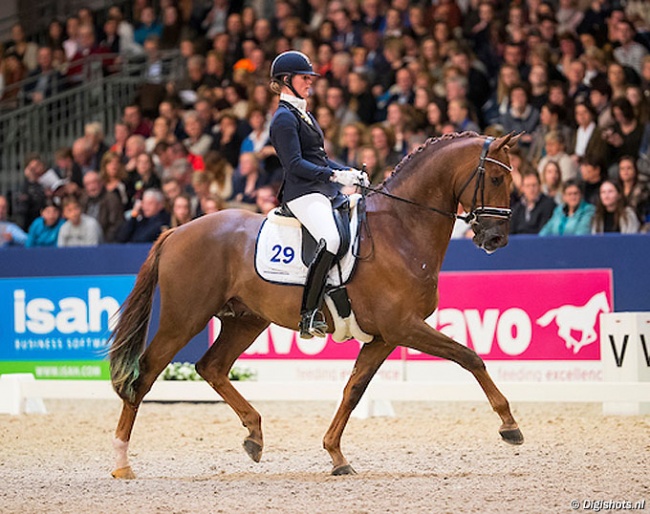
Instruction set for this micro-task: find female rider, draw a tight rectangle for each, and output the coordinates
[268,50,367,339]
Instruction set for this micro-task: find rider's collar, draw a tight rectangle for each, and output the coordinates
[281,93,307,116]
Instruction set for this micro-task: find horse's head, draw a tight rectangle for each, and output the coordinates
[458,134,521,254]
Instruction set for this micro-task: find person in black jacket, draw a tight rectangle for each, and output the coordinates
[115,188,170,243]
[268,50,368,339]
[510,172,557,235]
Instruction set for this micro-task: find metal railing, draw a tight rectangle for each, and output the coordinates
[0,50,183,202]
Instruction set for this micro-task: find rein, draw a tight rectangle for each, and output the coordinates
[358,137,513,224]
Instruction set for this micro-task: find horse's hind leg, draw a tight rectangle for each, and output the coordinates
[323,337,395,475]
[388,320,523,445]
[195,314,270,464]
[113,318,209,479]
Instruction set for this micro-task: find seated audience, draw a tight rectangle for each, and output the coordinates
[26,199,64,247]
[540,179,596,236]
[0,194,28,247]
[57,195,103,246]
[591,180,640,234]
[509,172,557,234]
[79,170,125,243]
[115,188,170,243]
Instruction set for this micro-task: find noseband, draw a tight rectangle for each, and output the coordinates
[359,137,512,224]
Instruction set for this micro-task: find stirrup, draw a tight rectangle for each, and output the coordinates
[299,310,328,339]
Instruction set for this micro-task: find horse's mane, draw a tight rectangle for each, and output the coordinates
[379,131,481,190]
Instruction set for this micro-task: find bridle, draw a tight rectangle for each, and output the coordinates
[358,136,513,225]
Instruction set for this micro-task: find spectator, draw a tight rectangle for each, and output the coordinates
[146,117,176,154]
[66,24,109,86]
[499,84,539,151]
[424,99,448,137]
[84,121,109,172]
[255,184,279,215]
[315,104,341,156]
[134,6,162,47]
[537,131,578,182]
[161,176,184,209]
[448,98,480,133]
[7,23,38,71]
[325,84,358,126]
[613,18,648,77]
[123,104,152,138]
[210,112,242,168]
[71,137,95,176]
[99,151,129,210]
[52,147,83,190]
[170,193,193,227]
[26,199,64,247]
[109,122,130,157]
[589,75,615,130]
[347,71,377,125]
[127,153,162,204]
[15,154,47,231]
[80,170,124,242]
[22,46,63,104]
[182,110,213,157]
[123,134,147,175]
[529,103,574,167]
[115,188,170,243]
[539,179,596,236]
[202,195,225,215]
[160,5,184,50]
[607,62,629,101]
[229,152,267,207]
[369,124,402,169]
[540,160,564,205]
[579,156,605,205]
[57,195,103,246]
[0,51,26,109]
[604,97,645,173]
[338,122,367,168]
[617,155,650,224]
[63,16,81,61]
[358,145,382,185]
[570,101,607,169]
[591,179,640,234]
[509,172,557,235]
[0,194,28,247]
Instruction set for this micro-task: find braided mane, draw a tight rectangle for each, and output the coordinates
[380,131,481,189]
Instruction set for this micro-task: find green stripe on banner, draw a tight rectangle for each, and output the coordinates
[0,361,110,380]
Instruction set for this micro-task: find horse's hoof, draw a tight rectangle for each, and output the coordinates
[243,438,263,463]
[111,466,136,479]
[500,427,524,445]
[331,464,357,476]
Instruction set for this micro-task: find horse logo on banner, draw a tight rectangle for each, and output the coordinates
[536,291,611,354]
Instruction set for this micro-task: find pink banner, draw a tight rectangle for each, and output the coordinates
[227,269,613,361]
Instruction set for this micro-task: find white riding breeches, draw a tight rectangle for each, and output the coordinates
[286,193,341,254]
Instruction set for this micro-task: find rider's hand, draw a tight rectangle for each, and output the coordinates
[331,169,359,187]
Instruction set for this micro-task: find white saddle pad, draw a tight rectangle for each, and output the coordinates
[254,194,362,286]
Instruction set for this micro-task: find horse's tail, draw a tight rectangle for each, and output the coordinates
[536,308,558,327]
[109,229,176,403]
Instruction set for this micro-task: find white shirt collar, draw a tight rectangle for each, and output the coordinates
[280,93,307,115]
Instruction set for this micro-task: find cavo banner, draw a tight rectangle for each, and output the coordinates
[0,276,134,379]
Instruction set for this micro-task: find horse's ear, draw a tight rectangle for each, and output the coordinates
[493,132,524,152]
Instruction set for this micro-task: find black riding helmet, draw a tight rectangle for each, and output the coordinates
[270,50,320,99]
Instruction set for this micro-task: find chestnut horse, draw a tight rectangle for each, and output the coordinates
[109,132,524,479]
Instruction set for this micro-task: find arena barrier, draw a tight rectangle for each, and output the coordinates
[1,235,649,415]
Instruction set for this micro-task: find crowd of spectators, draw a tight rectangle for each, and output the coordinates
[2,0,650,248]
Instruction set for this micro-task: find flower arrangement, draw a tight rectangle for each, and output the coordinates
[160,362,257,381]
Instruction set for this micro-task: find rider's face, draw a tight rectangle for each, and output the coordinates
[291,74,314,99]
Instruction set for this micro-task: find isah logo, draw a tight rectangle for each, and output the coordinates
[13,288,120,335]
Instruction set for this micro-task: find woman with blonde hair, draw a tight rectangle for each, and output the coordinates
[337,122,367,168]
[203,150,233,201]
[170,193,193,228]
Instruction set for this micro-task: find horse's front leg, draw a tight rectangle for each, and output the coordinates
[323,337,395,475]
[387,320,524,445]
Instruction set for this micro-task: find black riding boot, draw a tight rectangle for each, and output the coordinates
[299,239,336,339]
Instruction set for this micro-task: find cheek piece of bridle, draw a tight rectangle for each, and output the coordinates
[357,136,513,225]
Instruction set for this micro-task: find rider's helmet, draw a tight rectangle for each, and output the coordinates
[270,51,320,80]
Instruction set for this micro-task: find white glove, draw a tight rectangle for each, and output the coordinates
[331,169,369,188]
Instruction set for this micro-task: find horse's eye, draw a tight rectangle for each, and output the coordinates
[491,176,503,186]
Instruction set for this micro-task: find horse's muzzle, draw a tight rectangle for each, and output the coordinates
[473,223,509,254]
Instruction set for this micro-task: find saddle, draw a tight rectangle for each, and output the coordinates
[274,194,352,266]
[254,194,372,343]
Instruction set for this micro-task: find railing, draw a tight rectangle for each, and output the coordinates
[0,50,182,203]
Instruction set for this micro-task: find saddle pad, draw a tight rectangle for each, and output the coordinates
[254,196,361,286]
